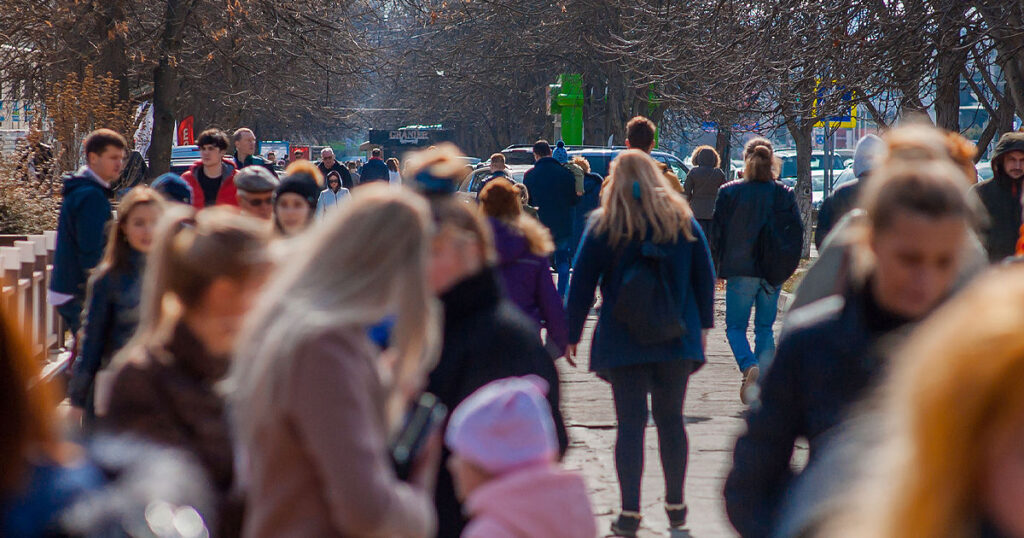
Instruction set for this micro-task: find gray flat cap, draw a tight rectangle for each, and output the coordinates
[234,166,280,193]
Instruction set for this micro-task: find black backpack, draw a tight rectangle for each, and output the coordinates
[754,182,804,287]
[612,241,687,345]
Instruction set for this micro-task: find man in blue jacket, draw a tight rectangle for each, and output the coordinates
[523,139,578,298]
[358,148,390,183]
[49,129,126,333]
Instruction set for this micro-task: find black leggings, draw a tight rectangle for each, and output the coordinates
[607,360,695,512]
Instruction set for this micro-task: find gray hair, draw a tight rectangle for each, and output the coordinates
[321,147,334,157]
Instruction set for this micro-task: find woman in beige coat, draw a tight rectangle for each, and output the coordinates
[229,184,441,538]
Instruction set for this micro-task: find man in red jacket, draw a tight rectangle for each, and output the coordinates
[181,129,238,208]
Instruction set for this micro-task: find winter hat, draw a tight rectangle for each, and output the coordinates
[853,134,884,179]
[150,173,193,205]
[552,140,570,164]
[275,172,320,210]
[445,375,558,475]
[234,166,279,194]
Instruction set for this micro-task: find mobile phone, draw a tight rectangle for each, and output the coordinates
[391,392,447,480]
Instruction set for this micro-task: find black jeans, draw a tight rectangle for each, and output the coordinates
[607,359,695,512]
[56,295,84,335]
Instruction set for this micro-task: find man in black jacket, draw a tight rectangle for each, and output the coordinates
[970,131,1024,262]
[316,147,353,190]
[231,128,277,177]
[523,140,577,298]
[359,148,390,183]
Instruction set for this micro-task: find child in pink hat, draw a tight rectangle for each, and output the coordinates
[445,376,596,538]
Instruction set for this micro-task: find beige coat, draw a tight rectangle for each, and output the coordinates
[240,327,436,538]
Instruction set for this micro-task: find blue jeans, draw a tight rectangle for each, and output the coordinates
[725,276,781,372]
[554,237,572,299]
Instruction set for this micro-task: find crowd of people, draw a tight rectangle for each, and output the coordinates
[4,115,1024,538]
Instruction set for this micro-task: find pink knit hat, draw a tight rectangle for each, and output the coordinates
[445,376,558,475]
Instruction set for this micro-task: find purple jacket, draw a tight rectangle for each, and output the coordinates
[489,218,569,354]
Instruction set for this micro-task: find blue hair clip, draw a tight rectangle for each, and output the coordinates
[632,181,642,201]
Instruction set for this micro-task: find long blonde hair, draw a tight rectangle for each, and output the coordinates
[229,185,441,437]
[593,149,695,248]
[824,266,1024,537]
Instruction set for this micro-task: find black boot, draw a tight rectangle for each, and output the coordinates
[610,511,642,537]
[666,503,688,529]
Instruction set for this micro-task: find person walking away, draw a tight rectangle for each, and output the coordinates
[229,185,440,538]
[446,377,596,538]
[514,182,540,220]
[315,147,353,190]
[347,160,361,185]
[710,138,799,403]
[0,304,104,537]
[820,265,1024,538]
[566,150,715,537]
[683,145,727,238]
[479,179,569,357]
[814,134,884,250]
[151,172,193,205]
[234,166,279,221]
[359,148,390,183]
[273,161,321,237]
[316,171,351,220]
[470,153,514,192]
[181,129,238,209]
[971,131,1024,262]
[99,206,270,536]
[523,139,577,298]
[232,128,277,177]
[386,157,403,185]
[49,129,126,335]
[553,140,585,196]
[68,187,165,429]
[571,156,603,256]
[723,160,974,538]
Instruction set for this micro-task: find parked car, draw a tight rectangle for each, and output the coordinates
[567,147,689,185]
[776,150,846,208]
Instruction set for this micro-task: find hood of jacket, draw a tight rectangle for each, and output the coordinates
[489,218,531,266]
[464,464,596,538]
[991,132,1024,182]
[62,169,110,197]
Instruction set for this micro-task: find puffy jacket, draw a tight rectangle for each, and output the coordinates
[427,268,568,538]
[567,220,716,373]
[359,158,390,183]
[724,285,912,537]
[683,166,727,220]
[710,179,799,279]
[68,251,145,412]
[489,218,568,354]
[523,157,578,241]
[180,160,238,209]
[50,169,112,298]
[462,464,596,538]
[971,132,1024,262]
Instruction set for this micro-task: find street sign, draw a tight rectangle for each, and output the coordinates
[813,82,856,129]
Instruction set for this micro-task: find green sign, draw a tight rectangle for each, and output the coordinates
[548,73,584,146]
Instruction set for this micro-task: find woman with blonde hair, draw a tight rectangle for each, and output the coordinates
[69,186,165,427]
[567,149,715,536]
[479,178,568,356]
[822,265,1024,538]
[100,206,271,535]
[725,160,975,538]
[229,184,441,537]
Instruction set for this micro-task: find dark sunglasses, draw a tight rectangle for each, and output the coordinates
[241,195,273,207]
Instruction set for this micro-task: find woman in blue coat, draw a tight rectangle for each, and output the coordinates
[566,150,715,537]
[68,187,165,428]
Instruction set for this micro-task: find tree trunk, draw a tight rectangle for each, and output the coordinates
[787,117,814,258]
[934,7,966,132]
[716,125,732,179]
[147,0,192,178]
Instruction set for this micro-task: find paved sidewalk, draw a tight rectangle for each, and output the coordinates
[561,293,765,538]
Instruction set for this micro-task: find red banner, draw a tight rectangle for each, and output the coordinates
[178,116,195,146]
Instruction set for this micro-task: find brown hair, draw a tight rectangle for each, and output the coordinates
[83,128,127,157]
[284,159,325,188]
[386,158,400,172]
[860,162,970,234]
[95,186,165,277]
[0,305,63,493]
[743,137,775,182]
[691,145,721,168]
[489,153,506,168]
[479,180,554,256]
[571,155,590,174]
[594,149,694,247]
[626,116,657,151]
[197,129,229,150]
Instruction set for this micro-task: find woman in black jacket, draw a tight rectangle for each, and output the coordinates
[723,157,974,538]
[683,145,727,238]
[710,138,798,403]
